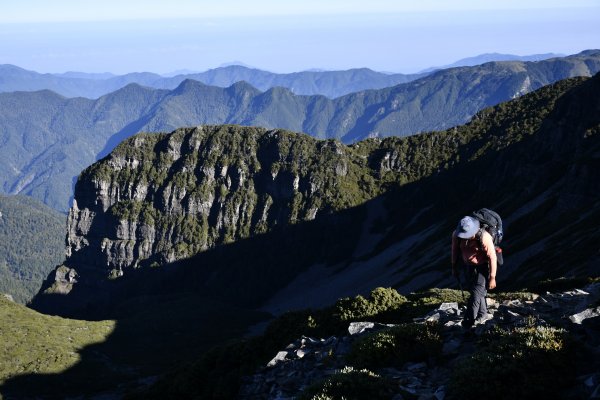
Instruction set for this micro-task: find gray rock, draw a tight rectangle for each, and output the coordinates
[348,321,374,335]
[267,351,289,367]
[2,293,14,302]
[443,320,461,328]
[438,302,459,311]
[426,313,441,322]
[347,321,395,335]
[569,307,600,324]
[295,349,307,358]
[486,298,500,308]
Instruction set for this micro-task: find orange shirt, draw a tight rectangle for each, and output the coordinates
[451,230,497,273]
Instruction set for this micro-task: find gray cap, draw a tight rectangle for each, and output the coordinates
[456,216,480,239]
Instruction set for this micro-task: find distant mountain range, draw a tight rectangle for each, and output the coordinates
[1,50,599,211]
[0,64,426,99]
[420,52,563,72]
[0,52,563,100]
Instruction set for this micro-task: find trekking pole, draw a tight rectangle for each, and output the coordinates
[456,274,466,303]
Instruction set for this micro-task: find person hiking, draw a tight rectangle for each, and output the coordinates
[451,215,497,328]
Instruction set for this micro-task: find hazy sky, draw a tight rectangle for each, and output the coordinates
[0,0,598,74]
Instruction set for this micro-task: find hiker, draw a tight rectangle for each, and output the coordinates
[451,216,497,328]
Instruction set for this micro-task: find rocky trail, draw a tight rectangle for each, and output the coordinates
[240,283,600,399]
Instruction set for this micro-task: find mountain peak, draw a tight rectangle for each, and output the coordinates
[226,80,261,94]
[169,79,209,96]
[100,82,155,99]
[574,49,600,57]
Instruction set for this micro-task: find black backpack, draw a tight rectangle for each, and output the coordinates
[472,208,504,266]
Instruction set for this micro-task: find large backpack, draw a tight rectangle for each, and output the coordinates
[472,208,504,266]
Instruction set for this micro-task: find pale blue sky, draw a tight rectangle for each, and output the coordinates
[0,0,598,74]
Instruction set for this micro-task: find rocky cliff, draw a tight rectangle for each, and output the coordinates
[63,126,380,279]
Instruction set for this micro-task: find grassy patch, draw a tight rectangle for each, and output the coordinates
[346,322,442,369]
[0,296,115,386]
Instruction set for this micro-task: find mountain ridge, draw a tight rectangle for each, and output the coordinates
[1,50,599,211]
[420,51,564,72]
[0,63,427,99]
[0,51,585,100]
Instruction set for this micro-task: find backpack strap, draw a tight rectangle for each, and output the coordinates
[477,228,504,267]
[475,228,484,247]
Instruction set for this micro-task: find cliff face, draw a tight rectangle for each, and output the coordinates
[60,119,495,282]
[64,126,380,279]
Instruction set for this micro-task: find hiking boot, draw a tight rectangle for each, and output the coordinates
[474,313,493,325]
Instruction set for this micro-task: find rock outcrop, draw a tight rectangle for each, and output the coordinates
[61,125,390,279]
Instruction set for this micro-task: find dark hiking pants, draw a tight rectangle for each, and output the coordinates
[464,264,489,326]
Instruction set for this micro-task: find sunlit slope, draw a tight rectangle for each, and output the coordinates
[0,296,114,383]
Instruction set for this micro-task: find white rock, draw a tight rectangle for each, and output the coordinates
[267,351,289,367]
[295,349,307,358]
[426,313,441,322]
[348,322,375,335]
[569,307,600,324]
[438,302,459,311]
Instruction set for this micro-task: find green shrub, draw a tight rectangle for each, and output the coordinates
[299,366,395,400]
[489,291,538,303]
[448,319,576,400]
[407,288,465,306]
[335,287,408,322]
[346,322,442,369]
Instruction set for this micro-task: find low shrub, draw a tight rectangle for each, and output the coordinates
[448,319,576,400]
[346,322,442,369]
[407,288,465,306]
[298,366,395,400]
[335,287,408,322]
[489,291,538,303]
